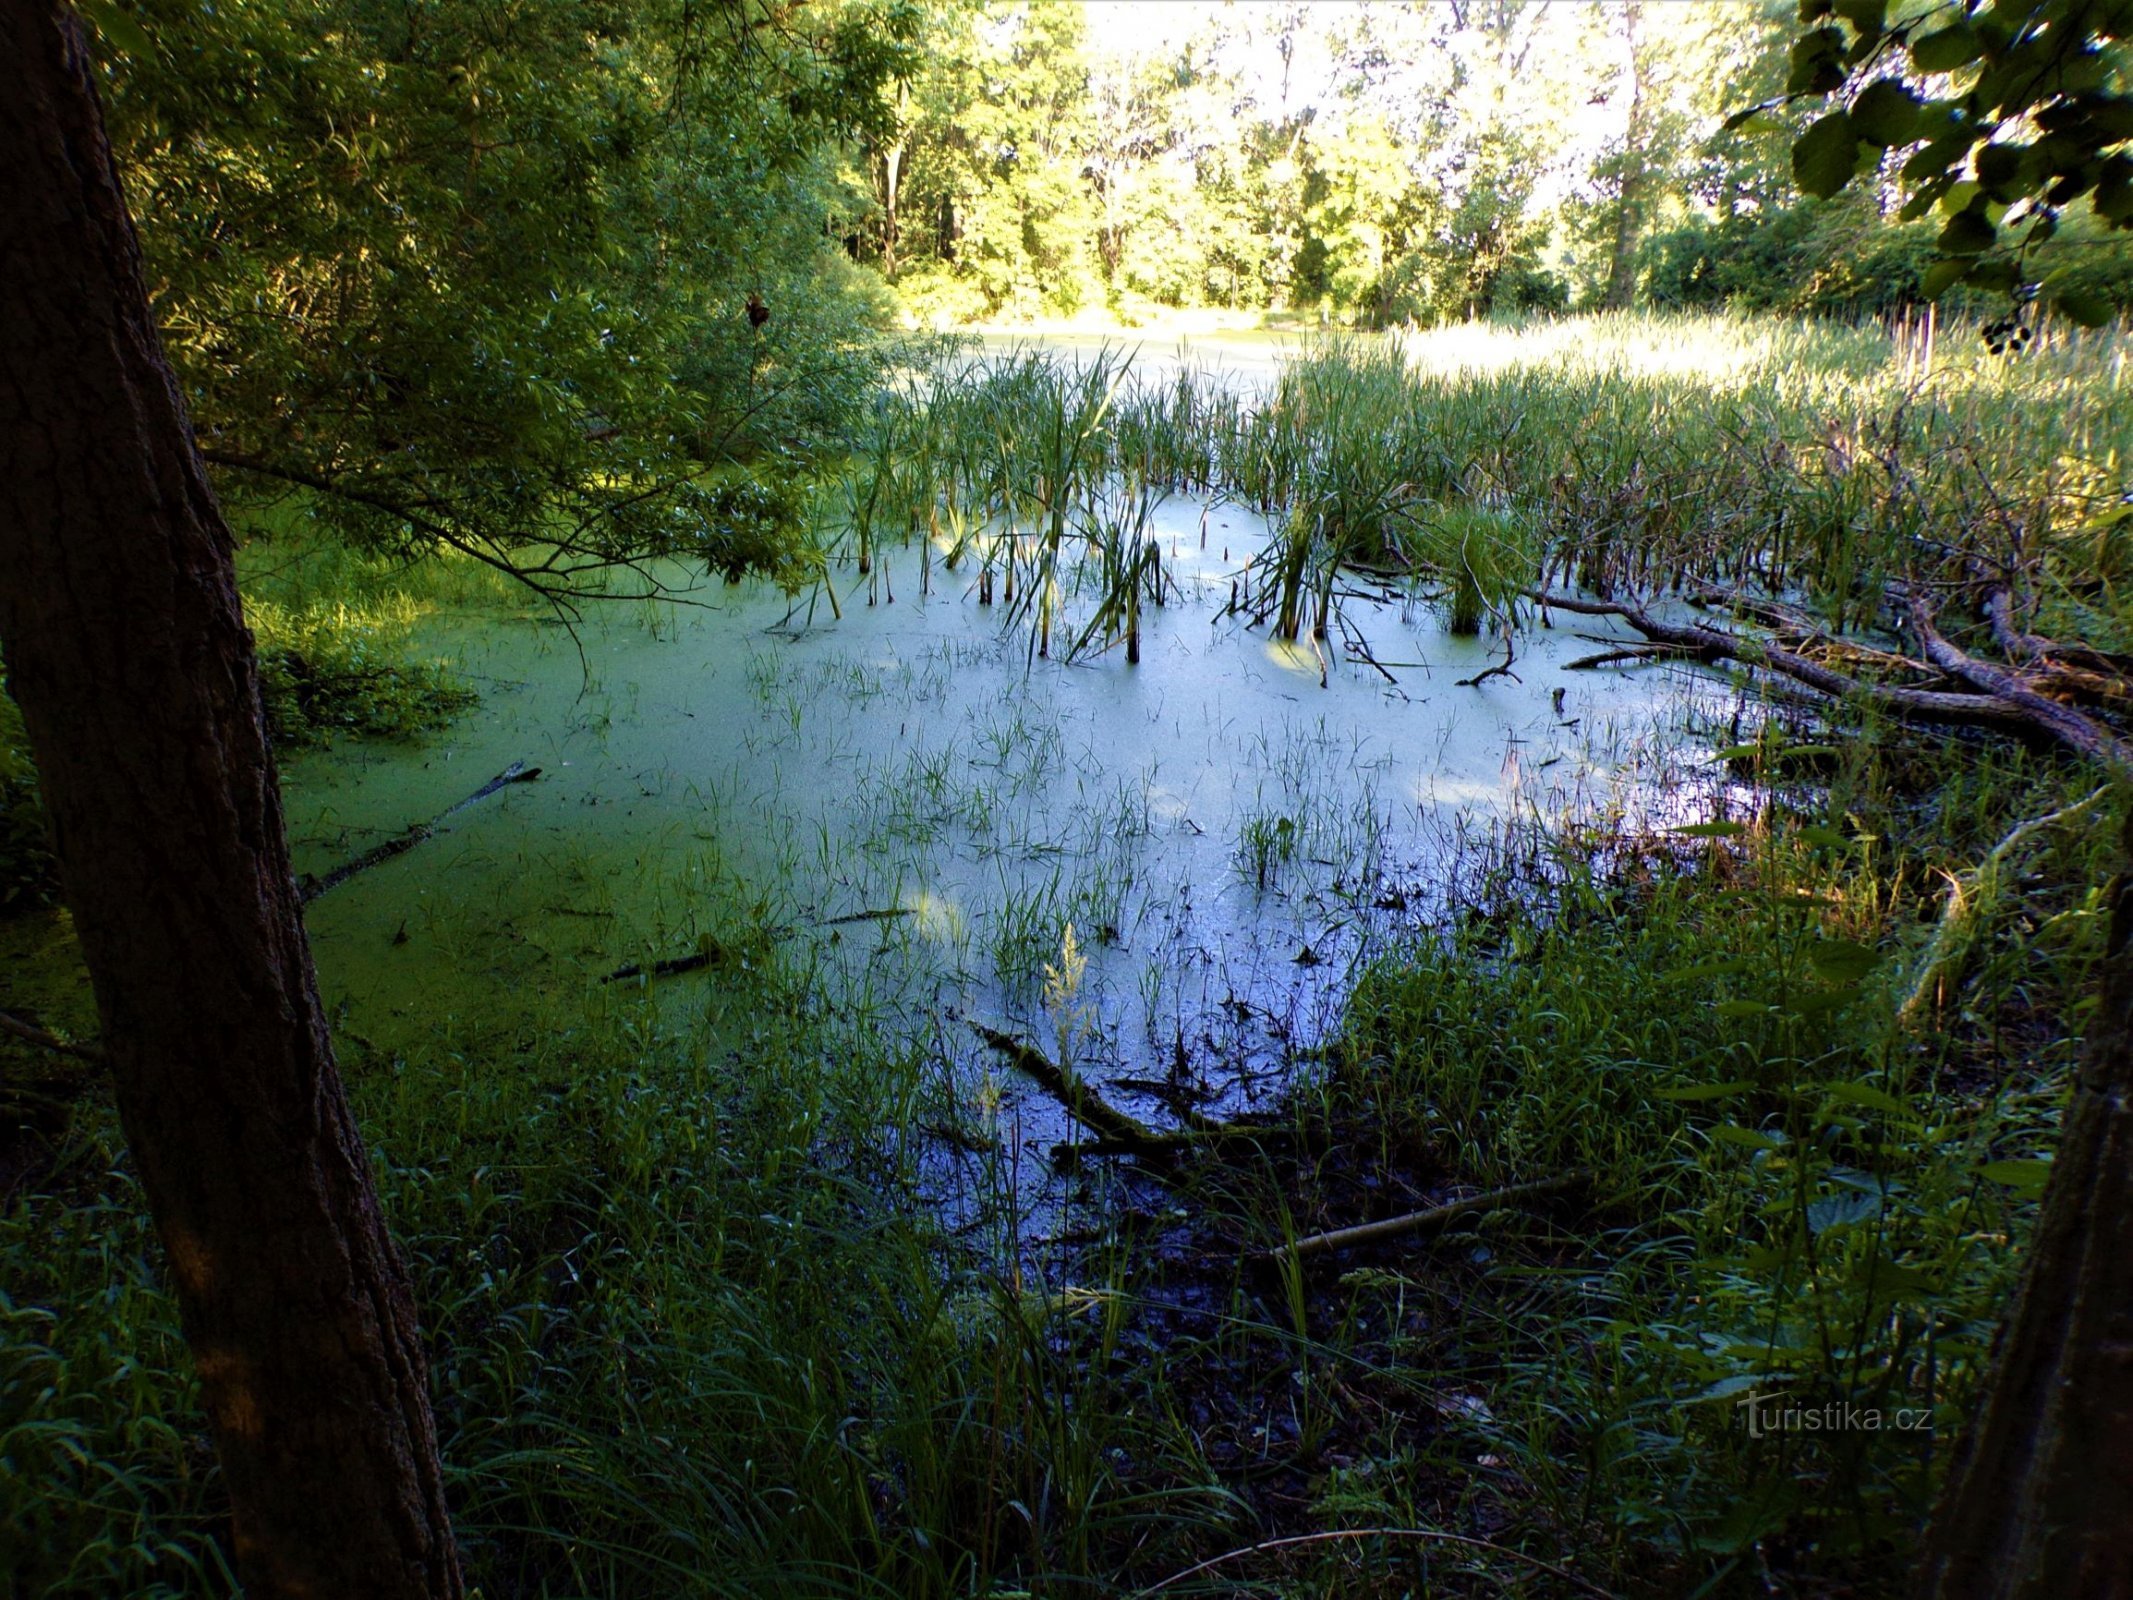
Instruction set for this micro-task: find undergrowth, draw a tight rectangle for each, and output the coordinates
[2,889,1236,1599]
[1260,724,2115,1594]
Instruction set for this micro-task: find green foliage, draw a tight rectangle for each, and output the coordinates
[859,308,2133,668]
[1,890,1227,1598]
[1332,747,2109,1576]
[250,606,475,748]
[1776,0,2133,323]
[91,0,913,601]
[1,1183,232,1598]
[0,691,58,912]
[234,527,493,746]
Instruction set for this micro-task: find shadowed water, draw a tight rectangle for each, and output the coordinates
[283,474,1724,1221]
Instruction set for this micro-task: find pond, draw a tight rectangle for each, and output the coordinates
[282,339,1730,1200]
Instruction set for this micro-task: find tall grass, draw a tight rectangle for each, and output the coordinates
[838,310,2133,664]
[2,886,1236,1599]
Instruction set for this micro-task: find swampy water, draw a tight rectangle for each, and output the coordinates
[281,375,1727,1199]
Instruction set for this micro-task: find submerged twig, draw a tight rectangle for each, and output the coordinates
[1455,619,1519,688]
[301,762,542,903]
[970,1022,1171,1153]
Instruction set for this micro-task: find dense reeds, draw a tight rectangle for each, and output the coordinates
[834,310,2133,664]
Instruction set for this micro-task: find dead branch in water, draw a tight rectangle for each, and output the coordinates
[1455,620,1519,688]
[969,1022,1169,1153]
[1906,597,2133,774]
[301,761,542,903]
[1531,590,2133,776]
[1563,643,1698,672]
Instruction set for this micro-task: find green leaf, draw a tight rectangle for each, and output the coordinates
[1922,257,1970,297]
[1790,29,1850,95]
[1966,257,2020,294]
[2098,158,2133,223]
[1654,1081,1754,1102]
[1711,743,1766,763]
[1714,999,1775,1019]
[1674,820,1749,838]
[1808,1190,1882,1234]
[2056,287,2114,327]
[1834,0,1886,34]
[1712,1125,1785,1151]
[1863,1261,1939,1299]
[81,0,152,56]
[1796,824,1856,850]
[1664,958,1749,982]
[1795,110,1863,198]
[1774,892,1847,912]
[1910,22,1983,72]
[1978,1158,2052,1191]
[1689,1372,1768,1403]
[1808,939,1883,984]
[1851,79,1922,145]
[1824,1082,1906,1115]
[1939,208,1999,255]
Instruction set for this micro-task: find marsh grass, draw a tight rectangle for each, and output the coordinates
[3,886,1245,1600]
[845,311,2133,680]
[1231,718,2116,1592]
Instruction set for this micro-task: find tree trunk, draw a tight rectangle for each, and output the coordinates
[1921,850,2133,1599]
[0,6,462,1597]
[1602,1,1649,311]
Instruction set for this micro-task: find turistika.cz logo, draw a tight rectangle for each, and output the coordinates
[1734,1391,1933,1440]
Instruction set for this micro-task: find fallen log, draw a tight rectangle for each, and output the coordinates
[1529,591,2133,771]
[1983,583,2133,692]
[1261,1168,1592,1264]
[1906,597,2133,776]
[301,761,541,903]
[0,1008,104,1064]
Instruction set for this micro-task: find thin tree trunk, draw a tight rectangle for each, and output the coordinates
[1602,1,1649,311]
[1922,846,2133,1598]
[0,6,461,1596]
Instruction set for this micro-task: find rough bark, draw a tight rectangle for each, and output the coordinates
[1908,597,2133,774]
[1922,855,2133,1599]
[0,6,462,1596]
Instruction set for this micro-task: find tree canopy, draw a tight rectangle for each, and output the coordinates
[85,0,917,603]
